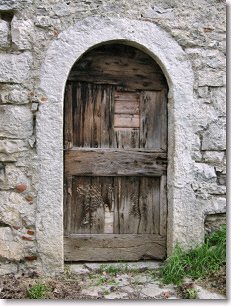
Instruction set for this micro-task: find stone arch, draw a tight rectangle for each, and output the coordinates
[37,17,195,274]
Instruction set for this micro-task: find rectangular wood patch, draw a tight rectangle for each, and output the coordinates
[114,91,140,128]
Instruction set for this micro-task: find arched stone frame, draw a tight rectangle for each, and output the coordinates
[36,17,197,274]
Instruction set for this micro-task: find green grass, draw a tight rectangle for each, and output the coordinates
[99,263,130,275]
[159,225,226,285]
[27,283,49,299]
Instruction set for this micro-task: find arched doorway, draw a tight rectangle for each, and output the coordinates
[37,16,195,274]
[63,43,168,261]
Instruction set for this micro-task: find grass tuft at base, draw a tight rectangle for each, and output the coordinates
[159,225,226,285]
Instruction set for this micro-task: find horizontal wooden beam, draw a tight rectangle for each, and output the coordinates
[64,148,167,176]
[67,72,166,90]
[64,234,166,261]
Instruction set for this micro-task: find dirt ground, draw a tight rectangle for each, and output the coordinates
[195,265,226,296]
[0,263,226,300]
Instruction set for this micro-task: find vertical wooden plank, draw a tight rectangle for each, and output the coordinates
[101,85,114,148]
[138,177,160,234]
[152,178,160,234]
[71,177,91,234]
[140,91,166,150]
[101,177,114,233]
[113,177,121,234]
[72,82,82,146]
[159,175,167,236]
[92,85,102,148]
[63,176,72,236]
[83,83,94,147]
[90,177,114,234]
[160,89,168,151]
[114,177,140,234]
[89,177,105,234]
[73,82,94,147]
[64,83,73,149]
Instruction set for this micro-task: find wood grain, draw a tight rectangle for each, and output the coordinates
[64,234,166,261]
[64,43,168,261]
[66,176,163,236]
[64,83,73,149]
[68,44,167,90]
[140,90,167,150]
[63,176,72,236]
[65,149,167,176]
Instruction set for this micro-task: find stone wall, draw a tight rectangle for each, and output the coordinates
[0,0,226,275]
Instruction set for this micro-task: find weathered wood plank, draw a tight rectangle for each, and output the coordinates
[63,176,72,236]
[65,149,167,176]
[114,177,140,234]
[89,177,105,234]
[100,85,114,148]
[68,45,167,90]
[64,234,166,261]
[140,90,167,150]
[160,89,168,150]
[71,177,92,234]
[114,114,140,128]
[92,85,102,149]
[159,175,167,236]
[114,128,140,149]
[114,92,140,115]
[64,83,73,149]
[68,73,166,90]
[139,177,160,234]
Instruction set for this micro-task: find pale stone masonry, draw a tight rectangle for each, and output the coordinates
[0,0,226,275]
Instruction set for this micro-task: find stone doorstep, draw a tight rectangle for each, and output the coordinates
[79,260,162,273]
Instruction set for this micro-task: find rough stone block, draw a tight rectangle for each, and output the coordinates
[34,16,60,28]
[0,263,18,275]
[0,162,5,185]
[203,151,224,163]
[192,181,226,200]
[210,87,226,117]
[142,6,174,19]
[0,85,31,105]
[192,102,217,131]
[0,140,28,154]
[186,49,225,70]
[217,172,226,185]
[4,164,30,189]
[0,227,24,261]
[0,20,10,48]
[198,70,225,87]
[201,118,226,150]
[194,285,225,299]
[194,163,216,181]
[0,191,35,227]
[205,197,226,214]
[0,106,33,139]
[141,283,169,298]
[0,0,32,10]
[0,52,32,83]
[11,18,34,50]
[197,86,209,98]
[205,213,226,234]
[8,88,30,104]
[69,265,90,275]
[53,3,71,16]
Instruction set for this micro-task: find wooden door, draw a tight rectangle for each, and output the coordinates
[64,45,168,261]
